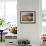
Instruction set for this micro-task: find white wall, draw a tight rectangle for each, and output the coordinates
[17,0,42,46]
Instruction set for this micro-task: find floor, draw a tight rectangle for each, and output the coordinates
[0,41,46,46]
[0,42,42,46]
[0,41,5,46]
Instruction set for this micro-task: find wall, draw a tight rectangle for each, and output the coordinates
[17,0,42,46]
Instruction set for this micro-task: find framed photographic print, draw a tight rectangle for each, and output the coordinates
[20,11,36,24]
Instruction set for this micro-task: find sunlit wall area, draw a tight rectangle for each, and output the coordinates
[42,0,46,33]
[0,0,17,26]
[0,1,4,17]
[5,0,17,26]
[42,0,46,10]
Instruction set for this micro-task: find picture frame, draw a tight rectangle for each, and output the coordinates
[20,11,36,24]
